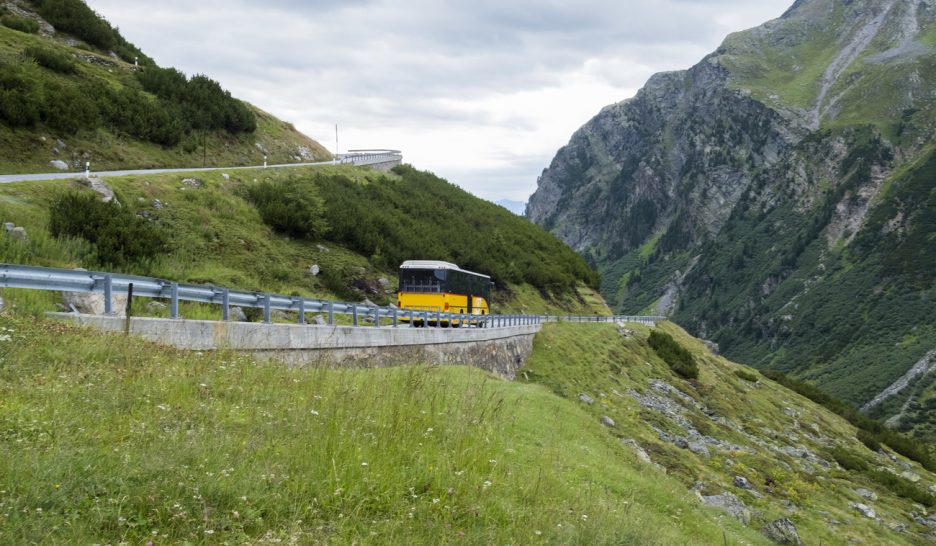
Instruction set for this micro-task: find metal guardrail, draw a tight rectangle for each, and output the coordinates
[0,264,665,329]
[339,151,403,166]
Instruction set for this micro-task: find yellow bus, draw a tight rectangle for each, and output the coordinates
[397,260,493,326]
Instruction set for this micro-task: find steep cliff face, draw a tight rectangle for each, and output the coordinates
[528,0,936,442]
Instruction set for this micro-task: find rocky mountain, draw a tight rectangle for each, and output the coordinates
[0,0,330,173]
[527,0,936,444]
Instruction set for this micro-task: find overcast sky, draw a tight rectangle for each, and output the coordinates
[90,0,792,202]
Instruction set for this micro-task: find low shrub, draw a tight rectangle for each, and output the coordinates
[648,330,698,379]
[240,177,329,239]
[856,429,881,452]
[734,369,759,383]
[49,190,166,268]
[1,14,40,33]
[23,45,76,74]
[829,447,868,472]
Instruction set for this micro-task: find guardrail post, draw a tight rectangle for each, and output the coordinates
[170,282,179,319]
[103,274,113,315]
[373,306,379,328]
[222,289,230,321]
[392,307,398,327]
[352,305,358,327]
[263,294,271,324]
[298,298,305,325]
[328,302,335,325]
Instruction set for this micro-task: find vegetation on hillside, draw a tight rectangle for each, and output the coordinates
[0,2,328,173]
[0,164,606,316]
[759,369,936,473]
[316,165,599,293]
[25,0,151,64]
[48,190,166,268]
[647,330,698,379]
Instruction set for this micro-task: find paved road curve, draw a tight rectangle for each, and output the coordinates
[0,160,338,184]
[0,151,403,184]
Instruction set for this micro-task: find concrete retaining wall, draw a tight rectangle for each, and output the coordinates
[49,313,539,379]
[363,159,402,172]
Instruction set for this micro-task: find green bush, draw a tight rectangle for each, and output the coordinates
[856,429,881,452]
[23,45,76,74]
[734,369,759,382]
[240,177,329,239]
[1,14,40,33]
[49,190,166,268]
[829,447,868,472]
[136,66,256,134]
[648,331,698,379]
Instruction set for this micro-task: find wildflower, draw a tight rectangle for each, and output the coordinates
[535,530,542,536]
[361,462,368,467]
[489,459,497,465]
[205,529,214,535]
[482,480,492,489]
[581,514,588,521]
[310,410,319,416]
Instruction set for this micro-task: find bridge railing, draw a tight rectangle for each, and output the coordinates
[0,264,664,329]
[338,151,403,167]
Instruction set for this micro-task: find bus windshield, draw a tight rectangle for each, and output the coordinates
[399,268,447,293]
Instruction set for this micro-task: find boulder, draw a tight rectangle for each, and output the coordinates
[579,393,594,405]
[763,518,802,545]
[75,177,117,203]
[702,493,750,524]
[3,222,14,232]
[50,160,69,171]
[309,264,321,276]
[848,502,876,519]
[229,306,248,322]
[734,476,753,490]
[10,227,27,241]
[377,277,391,288]
[600,416,615,427]
[62,291,127,317]
[688,441,711,458]
[181,178,204,188]
[620,439,653,465]
[855,488,878,501]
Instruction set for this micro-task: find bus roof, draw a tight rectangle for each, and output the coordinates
[399,260,491,280]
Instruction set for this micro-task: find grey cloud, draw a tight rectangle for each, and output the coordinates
[90,0,793,200]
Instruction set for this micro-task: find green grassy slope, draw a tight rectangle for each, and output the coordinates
[0,164,609,316]
[0,1,331,173]
[0,313,757,545]
[521,322,936,545]
[1,313,933,543]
